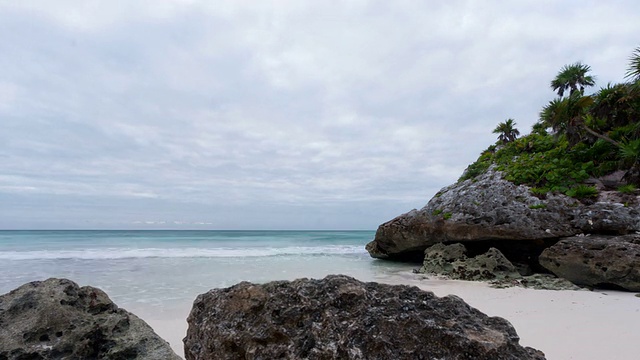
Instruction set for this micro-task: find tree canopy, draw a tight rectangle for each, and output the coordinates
[550,62,596,97]
[492,119,520,144]
[625,47,640,83]
[472,48,640,194]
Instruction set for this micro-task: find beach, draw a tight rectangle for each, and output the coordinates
[1,230,639,359]
[134,271,640,360]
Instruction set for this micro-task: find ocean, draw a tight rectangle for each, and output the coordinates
[0,230,415,327]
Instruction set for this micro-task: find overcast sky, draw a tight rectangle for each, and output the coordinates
[1,1,639,230]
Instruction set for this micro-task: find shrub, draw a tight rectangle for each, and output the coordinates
[618,184,637,193]
[566,185,598,199]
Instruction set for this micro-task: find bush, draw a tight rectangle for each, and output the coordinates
[566,185,598,199]
[618,184,637,193]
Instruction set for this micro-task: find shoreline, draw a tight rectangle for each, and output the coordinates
[134,272,640,360]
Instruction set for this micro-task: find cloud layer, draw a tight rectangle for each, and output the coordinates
[1,1,639,229]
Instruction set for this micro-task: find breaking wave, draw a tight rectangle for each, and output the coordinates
[0,245,366,260]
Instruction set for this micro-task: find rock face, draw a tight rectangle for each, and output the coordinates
[539,235,640,291]
[184,275,545,360]
[0,278,180,360]
[366,168,640,260]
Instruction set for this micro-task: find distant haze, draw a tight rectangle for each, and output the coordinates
[1,1,639,229]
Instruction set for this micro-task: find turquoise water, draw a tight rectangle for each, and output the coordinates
[0,230,414,314]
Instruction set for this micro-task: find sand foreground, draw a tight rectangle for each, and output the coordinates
[135,272,640,360]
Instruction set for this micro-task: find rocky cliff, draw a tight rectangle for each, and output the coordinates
[366,168,640,290]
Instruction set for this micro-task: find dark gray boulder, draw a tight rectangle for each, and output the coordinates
[539,235,640,291]
[184,274,545,360]
[0,278,180,360]
[366,168,640,260]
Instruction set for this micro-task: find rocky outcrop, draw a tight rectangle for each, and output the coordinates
[184,275,545,360]
[366,168,640,260]
[416,243,582,290]
[417,243,521,281]
[539,235,640,291]
[0,278,180,360]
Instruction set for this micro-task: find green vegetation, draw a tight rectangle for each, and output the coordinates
[565,185,598,199]
[528,204,547,209]
[432,209,453,219]
[460,48,640,195]
[492,118,520,144]
[550,62,595,97]
[618,184,637,193]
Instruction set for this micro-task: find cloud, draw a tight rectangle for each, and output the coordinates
[1,1,639,229]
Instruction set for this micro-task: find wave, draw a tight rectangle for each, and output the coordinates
[0,245,367,260]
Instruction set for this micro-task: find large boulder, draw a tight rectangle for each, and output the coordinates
[0,278,180,360]
[366,168,640,260]
[184,275,545,360]
[539,234,640,291]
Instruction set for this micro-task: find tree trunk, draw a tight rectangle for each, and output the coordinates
[581,124,621,147]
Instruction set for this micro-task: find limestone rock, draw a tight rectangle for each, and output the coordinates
[0,278,180,360]
[539,235,640,291]
[184,274,545,360]
[366,167,640,260]
[418,243,521,281]
[489,274,583,290]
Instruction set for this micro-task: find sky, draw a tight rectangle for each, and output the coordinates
[1,1,639,230]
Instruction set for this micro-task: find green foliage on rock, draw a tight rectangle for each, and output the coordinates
[528,204,547,209]
[565,185,599,199]
[460,47,640,194]
[618,184,637,193]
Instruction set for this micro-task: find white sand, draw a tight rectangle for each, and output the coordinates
[379,272,640,360]
[136,273,640,360]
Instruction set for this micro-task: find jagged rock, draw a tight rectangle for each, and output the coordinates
[0,278,180,360]
[417,244,582,290]
[184,275,546,360]
[539,235,640,291]
[489,274,583,290]
[417,243,521,281]
[366,167,640,260]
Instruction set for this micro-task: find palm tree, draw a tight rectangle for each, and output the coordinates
[620,139,640,185]
[492,119,520,144]
[539,98,566,132]
[625,47,640,83]
[539,93,595,145]
[550,62,596,97]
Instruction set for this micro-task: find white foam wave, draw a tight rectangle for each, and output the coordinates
[0,245,366,260]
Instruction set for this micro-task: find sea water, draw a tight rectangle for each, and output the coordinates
[0,230,415,316]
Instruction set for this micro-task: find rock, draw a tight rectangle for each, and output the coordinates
[417,243,521,281]
[0,278,180,360]
[489,274,583,290]
[184,275,546,360]
[366,167,640,260]
[417,244,583,290]
[539,235,640,291]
